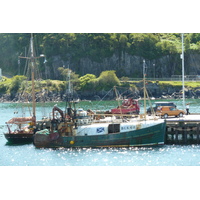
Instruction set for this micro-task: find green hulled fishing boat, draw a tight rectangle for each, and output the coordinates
[33,60,166,148]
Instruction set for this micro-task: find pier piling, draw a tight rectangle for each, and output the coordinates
[166,115,200,145]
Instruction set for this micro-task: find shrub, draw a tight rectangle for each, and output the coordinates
[8,75,27,94]
[98,70,120,90]
[79,74,96,90]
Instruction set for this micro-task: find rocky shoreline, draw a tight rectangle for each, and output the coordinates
[0,82,200,103]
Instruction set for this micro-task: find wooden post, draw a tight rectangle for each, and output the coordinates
[175,129,178,144]
[197,124,200,144]
[165,129,167,144]
[183,127,187,144]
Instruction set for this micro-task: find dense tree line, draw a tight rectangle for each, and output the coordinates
[1,33,200,78]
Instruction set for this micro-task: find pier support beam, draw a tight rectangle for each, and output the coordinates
[197,124,200,144]
[166,119,200,145]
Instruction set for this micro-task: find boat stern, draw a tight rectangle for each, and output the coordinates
[33,129,51,148]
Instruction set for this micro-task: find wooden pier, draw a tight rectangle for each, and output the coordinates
[165,114,200,145]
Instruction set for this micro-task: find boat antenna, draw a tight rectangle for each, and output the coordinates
[181,33,185,110]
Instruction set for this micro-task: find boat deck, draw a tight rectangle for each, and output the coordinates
[166,114,200,122]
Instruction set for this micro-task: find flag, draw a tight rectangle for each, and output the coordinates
[97,127,105,133]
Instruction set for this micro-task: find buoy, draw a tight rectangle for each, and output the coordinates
[70,141,74,145]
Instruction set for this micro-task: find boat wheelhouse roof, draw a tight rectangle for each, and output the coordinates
[6,117,34,124]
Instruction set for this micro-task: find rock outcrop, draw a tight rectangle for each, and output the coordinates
[45,53,200,79]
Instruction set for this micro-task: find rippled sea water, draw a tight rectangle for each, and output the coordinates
[1,100,200,166]
[1,142,200,166]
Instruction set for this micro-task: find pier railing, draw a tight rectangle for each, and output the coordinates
[124,75,200,82]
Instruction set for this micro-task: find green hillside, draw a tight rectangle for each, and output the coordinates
[0,33,200,79]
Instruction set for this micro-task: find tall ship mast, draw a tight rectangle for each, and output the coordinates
[181,33,185,110]
[4,33,45,143]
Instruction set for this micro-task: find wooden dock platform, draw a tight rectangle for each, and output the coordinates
[165,114,200,144]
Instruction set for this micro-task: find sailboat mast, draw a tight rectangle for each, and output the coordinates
[18,33,45,122]
[30,33,36,119]
[67,64,71,95]
[181,33,185,110]
[143,60,147,120]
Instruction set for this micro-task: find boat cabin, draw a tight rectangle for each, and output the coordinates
[111,98,140,114]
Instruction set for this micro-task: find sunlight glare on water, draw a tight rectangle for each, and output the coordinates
[1,100,200,166]
[2,141,200,166]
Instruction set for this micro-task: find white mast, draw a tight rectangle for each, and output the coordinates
[181,33,185,110]
[143,60,147,120]
[0,68,2,80]
[30,33,36,119]
[68,64,71,94]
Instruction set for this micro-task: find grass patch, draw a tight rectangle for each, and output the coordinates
[158,81,200,88]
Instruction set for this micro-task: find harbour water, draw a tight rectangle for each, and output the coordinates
[1,99,200,166]
[1,99,200,200]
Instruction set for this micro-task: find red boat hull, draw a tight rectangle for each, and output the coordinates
[111,108,139,114]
